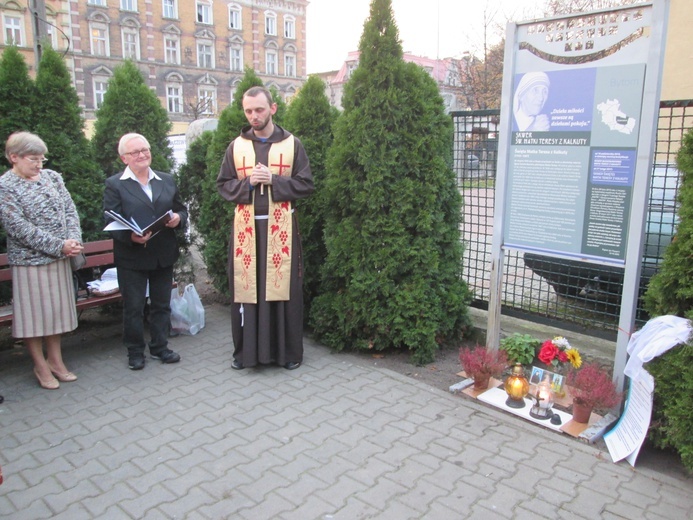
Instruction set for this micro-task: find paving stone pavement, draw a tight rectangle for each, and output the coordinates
[0,303,691,519]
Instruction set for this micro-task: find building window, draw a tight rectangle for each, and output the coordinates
[120,0,136,12]
[163,0,177,19]
[198,86,216,115]
[284,16,295,39]
[265,50,277,75]
[284,55,295,78]
[229,4,241,30]
[196,1,212,25]
[90,0,107,6]
[167,85,183,113]
[230,46,242,71]
[164,35,180,64]
[90,22,110,56]
[122,25,140,59]
[265,12,276,36]
[94,79,108,108]
[3,15,23,46]
[197,42,213,68]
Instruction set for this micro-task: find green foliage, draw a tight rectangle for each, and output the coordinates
[283,75,338,322]
[34,46,106,242]
[499,333,540,365]
[176,131,213,235]
[645,126,693,316]
[309,0,471,364]
[646,332,693,472]
[197,68,265,294]
[643,127,693,470]
[0,46,37,170]
[91,60,173,178]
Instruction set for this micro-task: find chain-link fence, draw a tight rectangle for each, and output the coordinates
[454,100,693,338]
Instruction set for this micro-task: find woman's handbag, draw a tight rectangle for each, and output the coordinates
[70,252,87,271]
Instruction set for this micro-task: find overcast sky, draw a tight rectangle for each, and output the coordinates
[305,0,545,73]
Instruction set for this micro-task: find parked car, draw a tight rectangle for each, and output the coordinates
[524,164,680,306]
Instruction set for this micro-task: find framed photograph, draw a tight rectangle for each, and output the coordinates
[530,366,566,396]
[530,366,544,385]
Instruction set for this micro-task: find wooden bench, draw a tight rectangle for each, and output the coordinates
[0,239,122,326]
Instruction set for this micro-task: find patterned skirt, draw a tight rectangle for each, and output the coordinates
[11,259,78,338]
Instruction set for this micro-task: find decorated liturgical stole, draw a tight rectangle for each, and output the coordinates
[232,135,294,303]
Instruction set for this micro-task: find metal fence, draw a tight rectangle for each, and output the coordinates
[453,100,693,339]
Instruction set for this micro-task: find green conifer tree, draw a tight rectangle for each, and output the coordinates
[91,60,173,178]
[644,128,693,317]
[176,130,214,252]
[197,68,286,294]
[283,75,338,321]
[310,0,471,364]
[0,46,37,168]
[642,127,693,471]
[34,46,105,241]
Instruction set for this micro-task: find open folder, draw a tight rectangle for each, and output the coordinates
[104,210,173,237]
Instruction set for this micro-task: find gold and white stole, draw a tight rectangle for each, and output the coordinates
[232,135,295,303]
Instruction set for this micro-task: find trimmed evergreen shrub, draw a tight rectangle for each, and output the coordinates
[176,130,214,253]
[34,46,106,241]
[283,75,338,322]
[91,60,173,178]
[309,0,471,364]
[645,338,693,472]
[643,126,693,471]
[0,46,36,170]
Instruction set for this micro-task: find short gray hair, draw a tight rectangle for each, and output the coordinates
[118,133,150,155]
[5,131,48,161]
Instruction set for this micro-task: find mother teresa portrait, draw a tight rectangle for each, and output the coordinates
[513,71,551,132]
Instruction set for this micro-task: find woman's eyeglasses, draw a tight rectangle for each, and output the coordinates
[23,156,47,164]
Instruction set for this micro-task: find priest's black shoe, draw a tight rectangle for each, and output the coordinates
[231,359,244,370]
[284,362,301,370]
[151,349,180,364]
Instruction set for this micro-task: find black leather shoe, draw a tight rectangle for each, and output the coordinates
[151,349,181,364]
[284,362,301,370]
[128,356,145,370]
[231,359,244,370]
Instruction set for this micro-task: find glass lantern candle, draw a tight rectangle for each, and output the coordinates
[529,375,555,420]
[504,363,529,409]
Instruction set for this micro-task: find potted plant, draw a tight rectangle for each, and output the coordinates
[499,333,540,365]
[459,345,508,390]
[566,363,622,423]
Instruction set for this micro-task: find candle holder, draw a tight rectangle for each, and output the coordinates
[529,375,555,420]
[504,363,529,409]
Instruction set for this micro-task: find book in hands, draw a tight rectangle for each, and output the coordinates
[104,210,174,237]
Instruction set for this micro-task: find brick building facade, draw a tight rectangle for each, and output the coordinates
[1,0,307,134]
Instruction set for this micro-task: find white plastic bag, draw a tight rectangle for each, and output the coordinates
[170,284,205,335]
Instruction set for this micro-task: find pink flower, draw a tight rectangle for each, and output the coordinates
[558,350,569,363]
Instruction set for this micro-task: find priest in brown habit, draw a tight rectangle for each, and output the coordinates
[217,86,314,370]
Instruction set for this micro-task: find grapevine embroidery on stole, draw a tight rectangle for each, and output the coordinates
[232,135,294,303]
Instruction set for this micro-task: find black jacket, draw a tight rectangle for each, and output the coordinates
[103,170,188,270]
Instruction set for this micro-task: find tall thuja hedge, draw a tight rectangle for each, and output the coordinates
[91,60,173,178]
[0,46,36,258]
[283,75,338,322]
[643,127,693,472]
[176,130,214,253]
[310,0,471,364]
[0,46,37,170]
[34,46,105,241]
[197,68,287,294]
